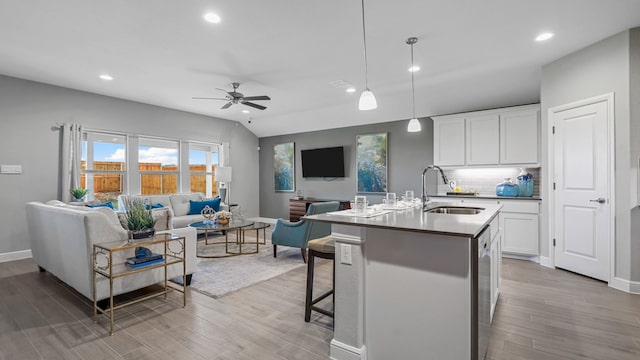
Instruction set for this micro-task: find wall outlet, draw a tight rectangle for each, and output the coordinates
[340,243,352,265]
[1,165,22,174]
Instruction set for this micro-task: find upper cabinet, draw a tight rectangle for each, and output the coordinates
[432,104,540,167]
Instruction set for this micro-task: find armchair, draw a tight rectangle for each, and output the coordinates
[271,201,340,263]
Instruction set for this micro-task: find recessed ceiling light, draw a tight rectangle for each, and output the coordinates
[99,74,113,81]
[346,87,356,93]
[203,12,221,24]
[242,110,250,114]
[535,32,554,42]
[409,65,421,72]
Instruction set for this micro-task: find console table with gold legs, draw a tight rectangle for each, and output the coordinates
[92,233,186,336]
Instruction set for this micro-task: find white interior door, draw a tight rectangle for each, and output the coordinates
[553,99,610,281]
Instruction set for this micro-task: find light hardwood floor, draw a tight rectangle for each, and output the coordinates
[1,256,639,359]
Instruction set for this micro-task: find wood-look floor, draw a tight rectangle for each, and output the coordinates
[1,256,639,360]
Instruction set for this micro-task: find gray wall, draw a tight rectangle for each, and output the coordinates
[541,28,638,282]
[0,75,259,256]
[259,119,434,219]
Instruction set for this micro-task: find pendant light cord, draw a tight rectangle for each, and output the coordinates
[410,41,416,118]
[361,0,369,89]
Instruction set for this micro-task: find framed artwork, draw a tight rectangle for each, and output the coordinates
[356,133,387,193]
[274,142,295,192]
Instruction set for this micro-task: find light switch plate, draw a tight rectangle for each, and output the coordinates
[1,165,22,174]
[340,244,352,265]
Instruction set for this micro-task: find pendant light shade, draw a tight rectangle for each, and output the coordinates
[358,0,377,111]
[407,118,421,132]
[406,37,422,132]
[359,88,377,110]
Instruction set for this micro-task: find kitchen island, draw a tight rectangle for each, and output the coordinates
[305,202,501,360]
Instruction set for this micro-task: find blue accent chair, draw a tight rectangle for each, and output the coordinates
[271,201,340,263]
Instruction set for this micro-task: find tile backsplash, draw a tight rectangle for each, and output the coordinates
[436,167,541,197]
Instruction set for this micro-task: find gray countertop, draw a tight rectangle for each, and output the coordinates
[432,194,541,201]
[305,201,502,238]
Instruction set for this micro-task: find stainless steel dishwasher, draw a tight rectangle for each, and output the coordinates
[477,226,491,360]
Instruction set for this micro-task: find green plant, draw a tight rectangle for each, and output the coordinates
[122,198,157,232]
[70,188,88,199]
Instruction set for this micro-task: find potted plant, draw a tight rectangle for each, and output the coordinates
[70,188,88,201]
[122,198,157,239]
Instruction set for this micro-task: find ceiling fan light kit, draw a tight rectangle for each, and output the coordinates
[358,0,377,111]
[406,36,422,133]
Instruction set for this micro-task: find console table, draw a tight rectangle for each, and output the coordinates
[289,198,350,222]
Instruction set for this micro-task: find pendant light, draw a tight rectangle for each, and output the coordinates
[358,0,377,110]
[406,37,422,132]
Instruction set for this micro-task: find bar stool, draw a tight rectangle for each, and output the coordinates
[305,236,335,322]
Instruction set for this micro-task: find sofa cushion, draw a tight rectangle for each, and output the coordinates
[170,193,204,216]
[188,198,221,215]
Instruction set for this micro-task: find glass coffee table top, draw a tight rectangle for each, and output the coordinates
[189,219,254,230]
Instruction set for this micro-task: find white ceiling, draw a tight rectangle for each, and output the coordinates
[1,1,639,138]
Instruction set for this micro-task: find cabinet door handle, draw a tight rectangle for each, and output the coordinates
[589,198,606,204]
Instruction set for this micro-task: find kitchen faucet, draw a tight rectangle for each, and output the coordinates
[421,165,449,210]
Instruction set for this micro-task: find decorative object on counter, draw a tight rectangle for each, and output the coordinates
[216,210,232,225]
[357,133,387,193]
[384,193,397,207]
[405,36,421,132]
[496,178,519,197]
[201,205,216,225]
[274,142,295,192]
[516,168,534,197]
[70,187,87,201]
[354,195,368,216]
[404,190,414,203]
[295,189,304,200]
[454,179,462,193]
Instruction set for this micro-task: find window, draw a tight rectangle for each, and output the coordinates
[138,138,179,195]
[81,132,127,206]
[189,143,220,198]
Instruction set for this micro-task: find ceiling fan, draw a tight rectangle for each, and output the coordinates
[192,82,271,110]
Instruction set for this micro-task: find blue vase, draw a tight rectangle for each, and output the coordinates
[496,178,519,197]
[516,168,534,197]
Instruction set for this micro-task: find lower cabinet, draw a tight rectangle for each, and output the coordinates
[499,211,539,255]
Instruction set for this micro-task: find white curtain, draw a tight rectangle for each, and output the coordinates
[60,123,83,202]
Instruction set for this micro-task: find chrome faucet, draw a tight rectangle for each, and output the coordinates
[421,165,449,209]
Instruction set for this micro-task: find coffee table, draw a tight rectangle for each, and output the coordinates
[241,222,271,245]
[189,219,254,258]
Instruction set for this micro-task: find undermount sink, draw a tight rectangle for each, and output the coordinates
[425,206,484,215]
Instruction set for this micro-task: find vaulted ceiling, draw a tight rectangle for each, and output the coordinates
[1,0,639,137]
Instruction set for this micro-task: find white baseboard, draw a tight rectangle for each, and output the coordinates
[609,277,640,294]
[539,256,553,269]
[330,339,367,360]
[502,253,539,263]
[0,249,32,263]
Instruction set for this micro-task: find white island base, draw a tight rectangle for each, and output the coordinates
[329,224,486,360]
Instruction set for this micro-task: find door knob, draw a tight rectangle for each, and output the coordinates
[589,198,606,204]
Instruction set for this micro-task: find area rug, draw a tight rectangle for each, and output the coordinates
[189,230,305,298]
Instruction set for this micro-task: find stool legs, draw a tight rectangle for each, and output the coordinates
[305,249,335,322]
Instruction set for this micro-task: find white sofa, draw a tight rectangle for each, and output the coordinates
[25,200,197,301]
[117,193,227,228]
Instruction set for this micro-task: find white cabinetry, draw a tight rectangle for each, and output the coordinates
[500,211,539,256]
[433,116,465,166]
[466,114,500,165]
[432,104,540,167]
[488,215,501,322]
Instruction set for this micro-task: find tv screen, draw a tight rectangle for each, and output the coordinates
[301,146,345,178]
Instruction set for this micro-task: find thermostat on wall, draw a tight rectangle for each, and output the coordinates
[1,165,22,174]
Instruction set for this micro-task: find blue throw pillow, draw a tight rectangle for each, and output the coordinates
[86,202,114,209]
[188,198,221,215]
[145,203,164,210]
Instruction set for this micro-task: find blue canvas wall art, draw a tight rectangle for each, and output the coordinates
[356,133,387,193]
[274,142,295,192]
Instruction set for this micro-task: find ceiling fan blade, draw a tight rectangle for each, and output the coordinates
[241,101,267,110]
[216,88,230,94]
[242,95,271,101]
[192,97,229,100]
[221,102,233,109]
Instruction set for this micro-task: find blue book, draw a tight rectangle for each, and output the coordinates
[125,257,164,269]
[126,253,162,265]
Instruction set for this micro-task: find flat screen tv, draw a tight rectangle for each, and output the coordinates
[301,146,345,178]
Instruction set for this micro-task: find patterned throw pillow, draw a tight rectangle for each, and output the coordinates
[187,198,221,215]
